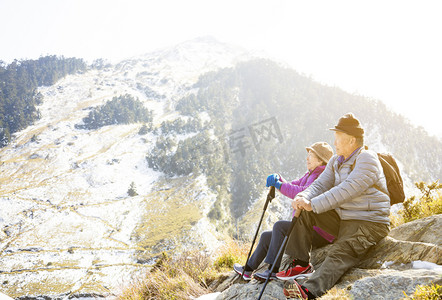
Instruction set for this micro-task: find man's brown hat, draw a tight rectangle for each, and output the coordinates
[329,112,364,138]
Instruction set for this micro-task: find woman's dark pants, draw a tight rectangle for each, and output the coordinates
[247,220,330,271]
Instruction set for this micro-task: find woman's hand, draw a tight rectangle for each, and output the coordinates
[266,173,280,187]
[292,196,313,211]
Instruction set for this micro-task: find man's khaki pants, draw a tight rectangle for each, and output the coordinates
[285,209,390,297]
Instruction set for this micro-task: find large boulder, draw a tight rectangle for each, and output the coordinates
[310,215,442,270]
[215,215,442,300]
[358,236,442,268]
[216,281,285,300]
[389,214,442,246]
[346,269,442,300]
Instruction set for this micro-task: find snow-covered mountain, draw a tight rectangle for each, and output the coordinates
[1,36,440,299]
[0,37,258,299]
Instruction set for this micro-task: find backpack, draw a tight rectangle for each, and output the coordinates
[350,150,406,206]
[376,153,405,205]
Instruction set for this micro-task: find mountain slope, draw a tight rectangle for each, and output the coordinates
[161,58,442,223]
[0,38,440,298]
[0,38,253,298]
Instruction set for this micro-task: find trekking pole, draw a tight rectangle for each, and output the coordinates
[257,209,303,300]
[239,186,276,280]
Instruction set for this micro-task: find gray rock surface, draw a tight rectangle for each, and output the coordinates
[348,269,442,300]
[358,236,442,268]
[216,281,285,300]
[389,214,442,246]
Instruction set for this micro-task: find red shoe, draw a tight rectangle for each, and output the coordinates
[283,279,308,299]
[276,262,314,280]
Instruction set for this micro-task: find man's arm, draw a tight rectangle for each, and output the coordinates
[297,156,336,200]
[310,151,380,214]
[291,156,337,211]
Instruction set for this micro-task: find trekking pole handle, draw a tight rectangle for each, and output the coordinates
[263,186,275,211]
[268,186,275,200]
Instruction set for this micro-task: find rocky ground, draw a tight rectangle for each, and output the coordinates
[211,214,442,300]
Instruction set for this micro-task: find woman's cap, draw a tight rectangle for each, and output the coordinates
[306,142,334,163]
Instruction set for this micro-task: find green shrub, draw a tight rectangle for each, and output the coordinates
[127,182,138,197]
[77,94,153,130]
[138,123,152,135]
[157,117,203,135]
[146,130,228,190]
[213,252,235,270]
[404,283,442,300]
[213,240,249,271]
[208,201,223,220]
[393,181,442,227]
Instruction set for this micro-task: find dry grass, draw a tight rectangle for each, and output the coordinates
[131,178,203,250]
[213,239,250,271]
[319,287,352,299]
[118,251,217,300]
[118,240,251,300]
[118,238,442,300]
[119,270,207,300]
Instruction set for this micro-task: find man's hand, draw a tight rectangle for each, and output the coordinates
[292,196,313,211]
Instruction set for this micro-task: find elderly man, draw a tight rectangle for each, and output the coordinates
[277,113,390,299]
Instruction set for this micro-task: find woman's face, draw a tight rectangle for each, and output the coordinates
[307,150,323,171]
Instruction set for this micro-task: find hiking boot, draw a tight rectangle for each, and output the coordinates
[233,263,252,281]
[253,269,277,281]
[276,262,314,280]
[283,279,308,299]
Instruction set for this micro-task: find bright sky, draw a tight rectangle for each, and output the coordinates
[1,0,441,137]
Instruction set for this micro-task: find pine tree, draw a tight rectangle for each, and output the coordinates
[0,55,86,147]
[128,182,138,197]
[138,123,150,135]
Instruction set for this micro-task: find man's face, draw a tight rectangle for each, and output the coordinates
[334,131,353,157]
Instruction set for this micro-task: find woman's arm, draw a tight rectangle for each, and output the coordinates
[279,171,320,199]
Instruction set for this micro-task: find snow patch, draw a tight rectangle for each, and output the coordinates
[0,292,14,300]
[412,260,442,272]
[381,261,395,269]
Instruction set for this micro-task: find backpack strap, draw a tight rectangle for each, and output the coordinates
[349,147,388,196]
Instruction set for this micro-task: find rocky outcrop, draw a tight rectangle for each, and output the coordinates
[215,215,442,299]
[389,215,442,246]
[359,236,442,268]
[344,269,442,300]
[216,280,285,300]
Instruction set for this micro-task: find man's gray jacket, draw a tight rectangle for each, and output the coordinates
[298,147,390,224]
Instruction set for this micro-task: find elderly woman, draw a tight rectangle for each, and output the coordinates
[233,142,334,281]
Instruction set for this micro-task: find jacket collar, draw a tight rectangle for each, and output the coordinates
[337,146,362,166]
[309,165,326,174]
